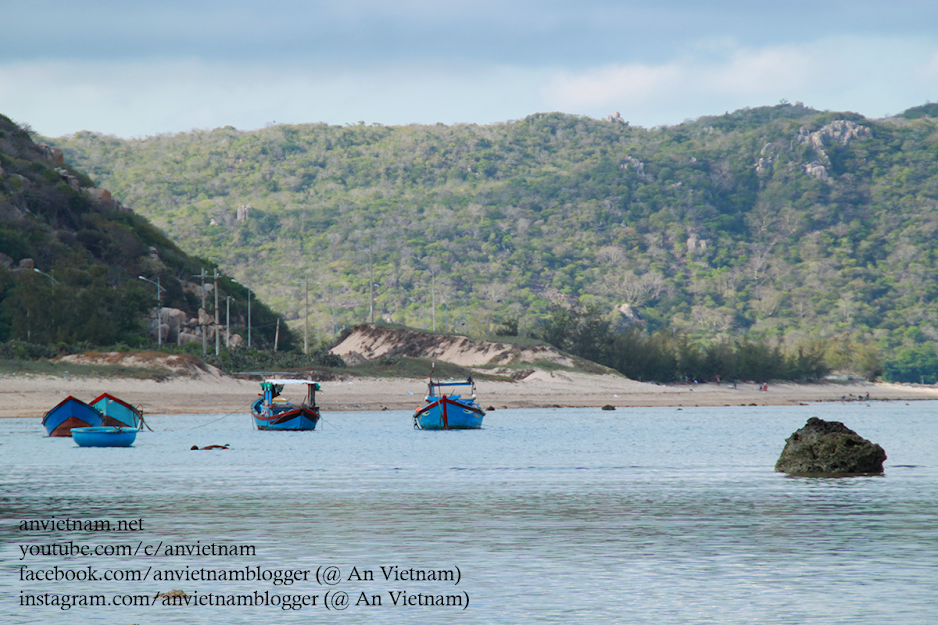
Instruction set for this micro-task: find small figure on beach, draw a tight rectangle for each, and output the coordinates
[190,444,230,450]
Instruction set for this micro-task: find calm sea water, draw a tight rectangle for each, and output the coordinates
[1,402,937,624]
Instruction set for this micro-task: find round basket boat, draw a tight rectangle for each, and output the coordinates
[72,426,137,448]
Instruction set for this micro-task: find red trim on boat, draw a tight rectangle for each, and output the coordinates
[50,416,96,437]
[91,392,137,411]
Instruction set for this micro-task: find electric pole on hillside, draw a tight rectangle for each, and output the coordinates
[198,268,207,355]
[214,269,220,356]
[225,295,234,351]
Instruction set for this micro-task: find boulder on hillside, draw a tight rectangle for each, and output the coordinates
[775,417,886,475]
[178,331,202,345]
[145,323,171,343]
[38,144,65,164]
[144,307,189,343]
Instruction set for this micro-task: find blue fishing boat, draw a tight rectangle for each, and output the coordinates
[91,393,147,430]
[72,426,137,447]
[41,396,103,437]
[413,375,485,430]
[251,379,321,431]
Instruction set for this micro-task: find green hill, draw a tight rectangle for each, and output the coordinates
[35,103,938,376]
[0,114,294,350]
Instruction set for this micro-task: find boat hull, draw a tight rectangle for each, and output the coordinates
[251,398,320,431]
[414,397,484,430]
[72,426,137,447]
[42,397,103,437]
[91,393,143,429]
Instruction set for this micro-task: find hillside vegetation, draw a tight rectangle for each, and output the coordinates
[0,114,294,350]
[40,103,938,378]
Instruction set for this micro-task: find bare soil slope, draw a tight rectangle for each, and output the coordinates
[54,351,227,380]
[331,325,579,371]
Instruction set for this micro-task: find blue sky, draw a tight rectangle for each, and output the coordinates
[2,1,937,137]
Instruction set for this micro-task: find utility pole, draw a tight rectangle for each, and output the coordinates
[138,276,165,347]
[234,279,253,348]
[214,269,220,356]
[317,281,336,343]
[225,295,233,350]
[369,245,375,324]
[198,268,207,355]
[34,269,59,344]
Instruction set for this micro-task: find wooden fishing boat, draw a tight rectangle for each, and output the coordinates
[41,396,103,437]
[251,379,321,431]
[91,393,146,430]
[72,426,137,447]
[413,376,485,430]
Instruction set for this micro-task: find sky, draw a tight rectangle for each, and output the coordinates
[2,0,937,138]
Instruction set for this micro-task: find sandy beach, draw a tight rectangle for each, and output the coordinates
[3,368,938,419]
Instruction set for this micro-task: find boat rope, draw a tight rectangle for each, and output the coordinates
[317,413,338,431]
[188,400,256,430]
[137,408,155,432]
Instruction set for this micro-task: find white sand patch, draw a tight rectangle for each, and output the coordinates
[331,325,578,368]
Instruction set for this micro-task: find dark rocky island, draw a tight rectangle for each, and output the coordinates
[775,417,886,475]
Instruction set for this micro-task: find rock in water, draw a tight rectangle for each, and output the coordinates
[775,417,886,475]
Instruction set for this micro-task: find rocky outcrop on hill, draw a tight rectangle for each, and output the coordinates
[774,417,886,475]
[796,120,871,182]
[144,307,242,348]
[38,144,64,165]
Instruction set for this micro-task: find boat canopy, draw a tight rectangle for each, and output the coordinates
[264,379,320,385]
[260,379,322,406]
[428,377,476,399]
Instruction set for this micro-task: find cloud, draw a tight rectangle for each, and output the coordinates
[0,59,549,137]
[543,64,684,109]
[3,30,937,137]
[919,50,938,81]
[542,37,938,123]
[543,46,820,109]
